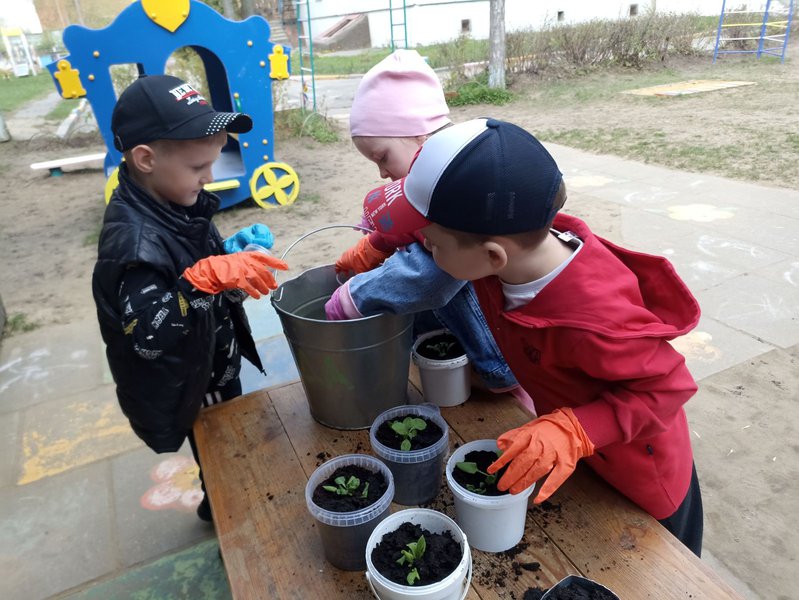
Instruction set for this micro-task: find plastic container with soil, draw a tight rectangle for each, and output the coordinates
[540,575,620,599]
[366,508,472,600]
[306,454,395,571]
[445,439,535,552]
[412,329,470,408]
[370,404,449,505]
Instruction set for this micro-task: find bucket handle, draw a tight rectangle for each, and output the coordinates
[272,224,374,303]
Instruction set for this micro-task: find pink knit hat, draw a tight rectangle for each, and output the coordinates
[349,49,451,138]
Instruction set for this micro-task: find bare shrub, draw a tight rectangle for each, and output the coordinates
[506,12,708,77]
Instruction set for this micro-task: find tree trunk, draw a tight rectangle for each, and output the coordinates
[221,0,236,19]
[241,0,255,17]
[488,0,506,89]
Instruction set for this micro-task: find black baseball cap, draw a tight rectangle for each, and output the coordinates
[111,74,252,151]
[363,118,563,236]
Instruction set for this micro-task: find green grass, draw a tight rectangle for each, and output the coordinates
[447,80,514,106]
[537,127,772,183]
[0,72,56,113]
[275,108,339,143]
[3,313,40,337]
[290,38,489,76]
[46,99,76,121]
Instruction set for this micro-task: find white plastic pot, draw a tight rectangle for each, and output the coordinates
[370,404,449,505]
[445,439,535,553]
[412,329,470,408]
[365,508,472,600]
[306,454,395,571]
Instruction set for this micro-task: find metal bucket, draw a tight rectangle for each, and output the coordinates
[271,227,414,429]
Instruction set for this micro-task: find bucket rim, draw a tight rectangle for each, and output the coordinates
[306,454,395,526]
[365,508,471,595]
[412,329,469,369]
[446,439,535,506]
[369,404,450,464]
[271,264,388,324]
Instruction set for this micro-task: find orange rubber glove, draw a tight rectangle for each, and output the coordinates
[183,251,288,299]
[487,407,595,501]
[335,236,393,274]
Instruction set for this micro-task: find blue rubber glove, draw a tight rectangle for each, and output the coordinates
[223,224,274,254]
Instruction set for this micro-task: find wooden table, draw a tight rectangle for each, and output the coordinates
[194,379,744,600]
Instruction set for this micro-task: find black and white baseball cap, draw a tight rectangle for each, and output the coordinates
[362,118,563,236]
[111,74,252,151]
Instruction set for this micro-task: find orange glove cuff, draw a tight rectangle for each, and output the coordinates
[335,236,393,274]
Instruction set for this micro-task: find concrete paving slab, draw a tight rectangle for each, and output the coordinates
[699,273,799,349]
[657,230,792,291]
[17,383,141,485]
[686,345,799,600]
[61,538,230,600]
[0,320,106,413]
[671,316,776,381]
[695,206,799,257]
[239,333,300,394]
[757,258,799,289]
[0,462,115,600]
[242,295,285,341]
[111,444,213,568]
[680,176,799,221]
[0,410,19,487]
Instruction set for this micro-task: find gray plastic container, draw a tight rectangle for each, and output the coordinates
[369,404,449,505]
[272,264,414,429]
[305,454,395,571]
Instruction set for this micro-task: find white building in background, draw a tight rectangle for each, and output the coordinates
[301,0,728,48]
[0,0,43,75]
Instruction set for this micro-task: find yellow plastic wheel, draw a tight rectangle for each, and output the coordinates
[249,162,300,209]
[104,166,120,204]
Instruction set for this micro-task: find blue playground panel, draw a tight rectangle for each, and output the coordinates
[47,0,296,210]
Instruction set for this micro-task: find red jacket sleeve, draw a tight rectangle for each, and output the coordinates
[367,230,426,253]
[568,334,697,449]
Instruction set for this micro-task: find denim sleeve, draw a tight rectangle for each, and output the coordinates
[347,242,466,315]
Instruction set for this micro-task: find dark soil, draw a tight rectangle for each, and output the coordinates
[311,465,388,512]
[451,449,509,496]
[416,332,465,360]
[370,521,462,587]
[523,581,618,599]
[375,414,444,451]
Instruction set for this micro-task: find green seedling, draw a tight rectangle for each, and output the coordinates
[390,416,428,451]
[396,535,426,585]
[456,460,498,495]
[322,475,361,496]
[427,341,456,358]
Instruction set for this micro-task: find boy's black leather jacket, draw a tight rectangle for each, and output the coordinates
[92,165,263,452]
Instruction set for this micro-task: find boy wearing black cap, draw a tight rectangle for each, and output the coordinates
[93,75,287,521]
[363,118,704,556]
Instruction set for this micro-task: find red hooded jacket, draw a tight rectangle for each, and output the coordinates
[472,214,701,519]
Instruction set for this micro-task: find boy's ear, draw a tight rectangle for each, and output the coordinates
[483,240,508,271]
[128,144,157,174]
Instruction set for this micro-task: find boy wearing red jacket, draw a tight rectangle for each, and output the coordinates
[361,118,703,556]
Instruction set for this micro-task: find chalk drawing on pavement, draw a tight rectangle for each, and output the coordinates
[667,204,735,222]
[141,455,203,513]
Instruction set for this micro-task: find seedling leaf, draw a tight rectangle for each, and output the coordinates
[406,568,420,585]
[456,461,479,474]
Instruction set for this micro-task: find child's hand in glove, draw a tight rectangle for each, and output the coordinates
[223,223,275,254]
[335,236,393,274]
[487,407,594,501]
[183,251,288,299]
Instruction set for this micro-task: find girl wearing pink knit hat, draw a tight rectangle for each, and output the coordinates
[326,50,534,412]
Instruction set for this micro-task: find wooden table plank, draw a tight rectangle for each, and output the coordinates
[194,387,353,599]
[197,382,744,600]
